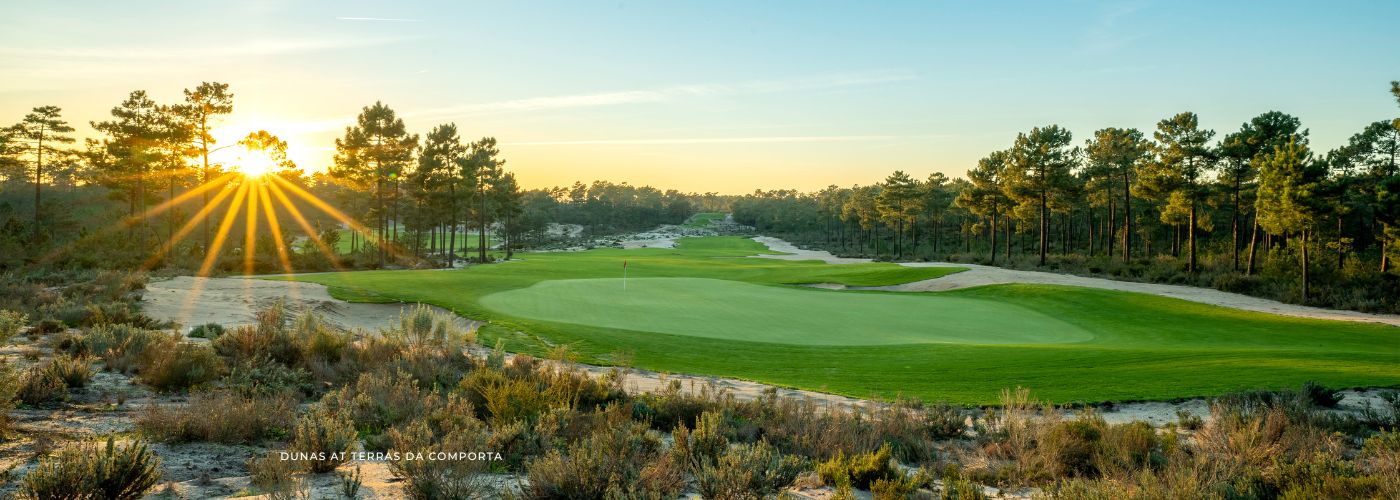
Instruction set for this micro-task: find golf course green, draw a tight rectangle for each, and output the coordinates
[480,277,1091,345]
[286,236,1400,404]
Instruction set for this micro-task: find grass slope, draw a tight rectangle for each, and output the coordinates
[285,236,1400,405]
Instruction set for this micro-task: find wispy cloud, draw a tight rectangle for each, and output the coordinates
[406,70,916,119]
[1080,0,1150,54]
[336,16,424,22]
[505,135,936,146]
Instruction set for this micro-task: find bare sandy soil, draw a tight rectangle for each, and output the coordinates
[143,276,477,333]
[752,236,1400,327]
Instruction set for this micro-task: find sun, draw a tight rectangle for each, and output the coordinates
[235,149,276,178]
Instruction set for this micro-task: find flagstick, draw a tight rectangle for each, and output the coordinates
[623,260,628,292]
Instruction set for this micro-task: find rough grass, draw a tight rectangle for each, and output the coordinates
[286,236,1400,405]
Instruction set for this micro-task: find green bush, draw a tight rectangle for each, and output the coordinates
[18,365,67,405]
[1301,380,1343,408]
[86,323,166,373]
[188,322,224,339]
[389,418,493,499]
[138,340,224,391]
[291,405,358,473]
[224,359,315,397]
[690,440,806,499]
[525,416,685,499]
[817,443,897,490]
[20,436,161,500]
[320,368,427,434]
[45,354,93,389]
[0,309,26,343]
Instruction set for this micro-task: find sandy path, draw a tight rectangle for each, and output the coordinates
[752,237,1400,327]
[142,276,478,333]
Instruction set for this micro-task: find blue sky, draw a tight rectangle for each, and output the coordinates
[1,0,1397,192]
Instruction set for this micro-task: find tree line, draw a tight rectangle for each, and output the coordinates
[735,81,1400,311]
[0,84,534,271]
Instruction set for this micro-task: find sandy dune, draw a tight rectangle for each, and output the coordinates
[752,236,1400,327]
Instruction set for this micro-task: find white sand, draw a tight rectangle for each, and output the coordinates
[752,237,1400,327]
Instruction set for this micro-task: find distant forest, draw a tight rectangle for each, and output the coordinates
[732,82,1400,313]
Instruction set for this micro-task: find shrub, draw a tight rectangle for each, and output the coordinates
[691,440,806,499]
[0,309,26,343]
[389,418,493,499]
[1176,409,1204,430]
[18,365,67,405]
[86,323,166,373]
[247,450,303,495]
[139,340,224,391]
[321,368,428,434]
[224,359,315,397]
[138,390,295,444]
[524,416,685,499]
[925,401,968,439]
[817,443,897,490]
[870,473,918,500]
[20,436,161,500]
[50,331,90,357]
[1301,380,1343,408]
[291,405,358,473]
[188,322,224,339]
[45,354,93,389]
[1040,419,1103,478]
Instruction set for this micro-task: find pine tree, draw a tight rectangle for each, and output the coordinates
[1005,125,1077,266]
[9,106,76,242]
[1256,137,1326,299]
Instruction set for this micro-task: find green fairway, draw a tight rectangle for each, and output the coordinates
[285,236,1400,405]
[682,212,726,227]
[481,277,1091,345]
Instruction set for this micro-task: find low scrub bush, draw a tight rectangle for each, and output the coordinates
[138,390,295,444]
[524,415,685,499]
[224,358,315,397]
[389,417,494,499]
[18,365,67,405]
[44,354,93,388]
[86,323,166,373]
[138,340,224,391]
[290,405,358,473]
[247,450,303,496]
[672,411,808,497]
[0,309,26,343]
[20,436,161,500]
[817,443,897,490]
[188,322,224,339]
[321,368,428,435]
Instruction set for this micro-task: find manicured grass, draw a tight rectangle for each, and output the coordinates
[481,277,1090,346]
[284,236,1400,405]
[682,212,726,228]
